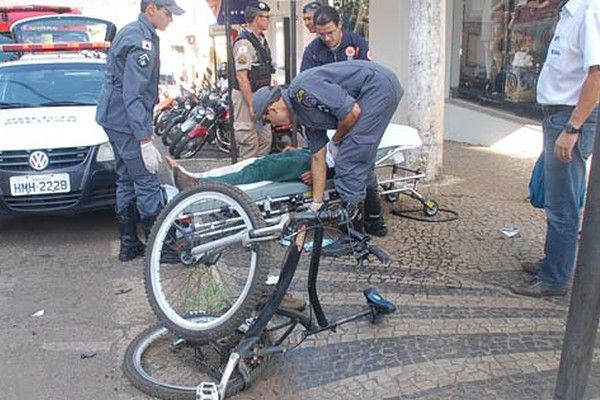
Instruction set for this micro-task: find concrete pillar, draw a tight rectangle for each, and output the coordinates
[408,0,446,181]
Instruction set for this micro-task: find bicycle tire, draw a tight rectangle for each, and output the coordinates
[123,315,271,400]
[172,132,209,159]
[145,182,271,341]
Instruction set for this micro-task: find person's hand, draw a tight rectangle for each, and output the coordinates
[249,106,257,123]
[327,140,339,160]
[282,145,298,152]
[554,131,578,163]
[140,141,162,174]
[300,171,312,185]
[308,201,323,213]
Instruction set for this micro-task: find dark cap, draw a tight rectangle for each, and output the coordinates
[253,86,281,128]
[302,2,321,14]
[245,1,271,22]
[143,0,185,16]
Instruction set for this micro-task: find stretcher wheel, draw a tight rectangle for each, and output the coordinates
[423,198,439,217]
[382,183,399,203]
[145,181,271,342]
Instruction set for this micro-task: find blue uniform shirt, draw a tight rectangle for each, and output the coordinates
[283,60,403,153]
[300,30,370,72]
[96,14,160,141]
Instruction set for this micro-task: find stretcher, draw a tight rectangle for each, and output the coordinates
[167,123,437,223]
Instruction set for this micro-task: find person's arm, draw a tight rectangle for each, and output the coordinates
[122,40,157,142]
[236,69,256,120]
[554,66,600,163]
[331,103,361,144]
[355,34,371,61]
[310,146,327,203]
[300,41,318,72]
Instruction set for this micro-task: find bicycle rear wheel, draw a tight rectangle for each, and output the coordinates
[123,315,270,400]
[145,182,271,341]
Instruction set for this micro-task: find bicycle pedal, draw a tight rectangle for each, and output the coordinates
[196,382,219,400]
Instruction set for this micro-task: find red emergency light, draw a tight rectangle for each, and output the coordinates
[0,41,109,53]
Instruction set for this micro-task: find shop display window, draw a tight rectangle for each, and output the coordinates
[455,0,560,119]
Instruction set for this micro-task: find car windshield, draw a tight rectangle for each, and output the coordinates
[0,62,105,108]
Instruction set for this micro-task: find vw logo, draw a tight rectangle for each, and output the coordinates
[29,151,49,171]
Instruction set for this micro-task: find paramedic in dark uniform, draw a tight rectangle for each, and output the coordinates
[96,0,185,262]
[300,5,370,72]
[300,5,386,242]
[253,60,403,256]
[231,1,274,159]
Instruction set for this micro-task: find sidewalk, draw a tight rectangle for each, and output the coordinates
[173,141,600,400]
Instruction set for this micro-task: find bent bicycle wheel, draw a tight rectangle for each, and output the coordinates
[123,315,271,400]
[146,181,271,341]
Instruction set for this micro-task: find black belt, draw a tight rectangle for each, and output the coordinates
[541,105,575,117]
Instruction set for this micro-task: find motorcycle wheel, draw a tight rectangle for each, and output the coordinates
[163,123,182,147]
[172,134,210,159]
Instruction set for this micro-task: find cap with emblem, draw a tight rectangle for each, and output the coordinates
[245,1,271,23]
[253,86,281,128]
[142,0,185,16]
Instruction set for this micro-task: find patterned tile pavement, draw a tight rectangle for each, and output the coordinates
[141,141,600,400]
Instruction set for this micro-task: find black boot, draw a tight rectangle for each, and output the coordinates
[116,204,145,262]
[321,202,365,257]
[141,215,180,264]
[364,188,388,237]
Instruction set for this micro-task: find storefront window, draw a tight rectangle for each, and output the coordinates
[456,0,560,119]
[333,0,369,40]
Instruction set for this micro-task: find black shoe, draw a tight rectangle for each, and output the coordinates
[511,279,566,298]
[118,236,145,262]
[364,219,388,237]
[521,260,542,275]
[321,235,353,257]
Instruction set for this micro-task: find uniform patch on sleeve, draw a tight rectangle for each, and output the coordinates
[236,55,248,65]
[137,53,150,67]
[345,46,356,58]
[367,50,372,60]
[142,40,152,50]
[296,89,318,108]
[238,45,248,54]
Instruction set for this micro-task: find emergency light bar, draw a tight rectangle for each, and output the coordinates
[0,41,109,53]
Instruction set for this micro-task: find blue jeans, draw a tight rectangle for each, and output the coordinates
[538,107,598,288]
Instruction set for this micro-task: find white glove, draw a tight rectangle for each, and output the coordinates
[327,140,339,162]
[140,141,162,174]
[308,201,323,213]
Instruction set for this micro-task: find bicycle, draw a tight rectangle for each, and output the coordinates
[124,181,396,400]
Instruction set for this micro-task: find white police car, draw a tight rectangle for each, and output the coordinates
[0,15,118,214]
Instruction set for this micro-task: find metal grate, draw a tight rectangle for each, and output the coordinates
[0,147,90,171]
[3,191,82,211]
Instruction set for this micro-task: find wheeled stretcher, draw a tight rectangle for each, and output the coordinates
[169,123,436,223]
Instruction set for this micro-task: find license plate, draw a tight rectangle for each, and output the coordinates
[9,173,71,196]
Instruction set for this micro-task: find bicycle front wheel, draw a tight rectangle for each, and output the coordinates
[145,182,271,341]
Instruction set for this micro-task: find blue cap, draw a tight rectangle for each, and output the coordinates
[143,0,185,16]
[253,86,280,128]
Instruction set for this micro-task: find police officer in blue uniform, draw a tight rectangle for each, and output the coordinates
[96,0,184,262]
[300,5,370,72]
[253,60,403,256]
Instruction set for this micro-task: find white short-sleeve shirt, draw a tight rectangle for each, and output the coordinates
[537,0,600,105]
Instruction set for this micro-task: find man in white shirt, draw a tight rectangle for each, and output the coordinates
[512,0,600,297]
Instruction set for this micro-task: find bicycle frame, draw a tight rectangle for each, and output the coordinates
[199,209,392,399]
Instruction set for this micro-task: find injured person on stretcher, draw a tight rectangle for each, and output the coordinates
[166,145,389,242]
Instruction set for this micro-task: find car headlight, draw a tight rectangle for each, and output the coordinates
[96,142,115,162]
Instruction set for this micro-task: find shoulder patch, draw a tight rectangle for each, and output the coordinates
[236,55,248,65]
[296,89,318,108]
[367,50,372,60]
[142,40,152,50]
[238,45,248,54]
[137,53,150,68]
[345,46,356,58]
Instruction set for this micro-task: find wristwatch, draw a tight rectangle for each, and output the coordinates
[564,121,581,134]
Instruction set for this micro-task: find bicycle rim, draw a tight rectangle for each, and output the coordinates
[146,182,271,341]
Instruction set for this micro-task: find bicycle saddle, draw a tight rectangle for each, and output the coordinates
[363,288,396,315]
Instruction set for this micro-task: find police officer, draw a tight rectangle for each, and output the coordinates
[96,0,185,262]
[231,0,275,159]
[253,60,403,256]
[300,5,370,72]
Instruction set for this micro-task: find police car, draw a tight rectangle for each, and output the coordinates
[0,15,118,214]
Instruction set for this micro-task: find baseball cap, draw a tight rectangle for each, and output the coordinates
[253,86,281,128]
[143,0,185,16]
[302,2,321,14]
[245,1,271,22]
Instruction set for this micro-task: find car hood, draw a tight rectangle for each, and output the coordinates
[0,106,108,151]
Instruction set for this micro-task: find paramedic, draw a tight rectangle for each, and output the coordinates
[511,0,600,297]
[96,0,185,262]
[253,60,403,256]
